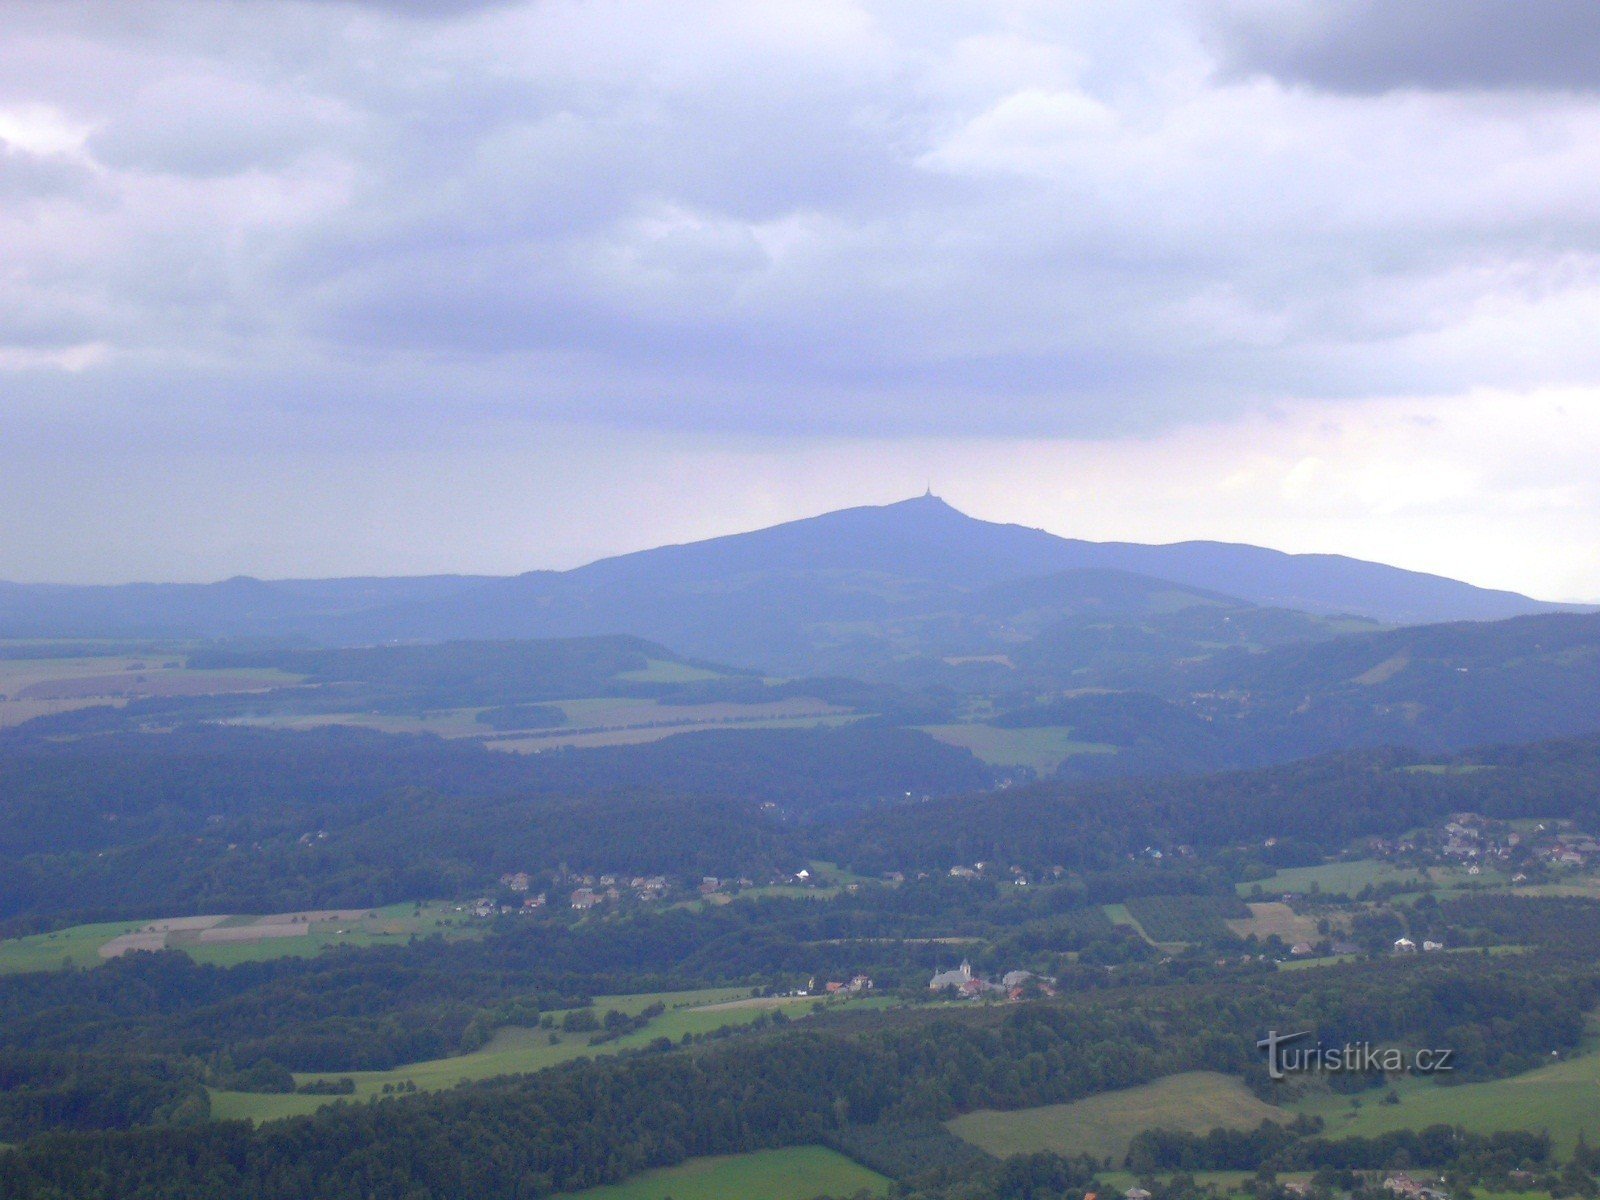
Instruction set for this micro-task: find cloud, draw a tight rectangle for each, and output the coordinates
[0,1,1597,586]
[1212,0,1600,94]
[3,2,1600,441]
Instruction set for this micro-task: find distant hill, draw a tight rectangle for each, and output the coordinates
[1,497,1583,678]
[996,609,1600,779]
[0,575,491,639]
[325,494,1577,672]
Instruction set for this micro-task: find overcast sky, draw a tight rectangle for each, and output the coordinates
[3,0,1599,598]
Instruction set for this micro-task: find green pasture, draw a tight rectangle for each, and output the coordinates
[1296,1037,1600,1155]
[917,724,1115,774]
[553,1146,890,1200]
[1241,859,1431,897]
[0,920,149,974]
[0,902,476,975]
[947,1071,1292,1165]
[211,988,863,1123]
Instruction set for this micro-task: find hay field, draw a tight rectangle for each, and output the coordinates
[552,1147,890,1200]
[947,1071,1292,1165]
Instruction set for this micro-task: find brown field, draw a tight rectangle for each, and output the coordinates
[100,910,380,958]
[17,670,285,700]
[1227,902,1326,944]
[0,654,299,727]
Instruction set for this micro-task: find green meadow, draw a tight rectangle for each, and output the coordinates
[947,1071,1292,1165]
[553,1147,890,1200]
[0,920,150,974]
[211,989,863,1123]
[1297,1041,1600,1155]
[918,724,1115,774]
[0,902,477,975]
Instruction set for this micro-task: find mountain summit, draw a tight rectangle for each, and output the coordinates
[326,496,1581,670]
[2,497,1581,659]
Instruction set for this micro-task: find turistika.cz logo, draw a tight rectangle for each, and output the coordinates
[1256,1030,1455,1081]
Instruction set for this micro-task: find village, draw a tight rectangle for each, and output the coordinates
[1365,812,1600,880]
[928,959,1055,1001]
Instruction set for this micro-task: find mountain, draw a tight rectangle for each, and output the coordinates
[325,494,1577,672]
[1,497,1582,672]
[996,608,1600,779]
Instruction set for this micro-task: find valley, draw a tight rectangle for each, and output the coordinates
[4,500,1600,1200]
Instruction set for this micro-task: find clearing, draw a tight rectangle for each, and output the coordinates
[1227,902,1326,945]
[1296,1017,1600,1155]
[553,1147,890,1200]
[210,988,868,1122]
[946,1071,1292,1165]
[0,902,473,974]
[917,724,1115,775]
[0,649,298,728]
[1239,859,1431,897]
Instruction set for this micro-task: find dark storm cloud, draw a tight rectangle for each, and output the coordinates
[3,0,1600,447]
[1216,0,1600,93]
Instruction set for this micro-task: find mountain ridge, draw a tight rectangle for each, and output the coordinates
[0,496,1586,655]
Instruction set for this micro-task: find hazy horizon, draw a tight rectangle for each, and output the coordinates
[6,488,1595,606]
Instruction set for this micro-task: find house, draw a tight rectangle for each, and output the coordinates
[1382,1175,1448,1200]
[848,975,873,992]
[930,960,974,990]
[1393,937,1417,953]
[570,888,600,910]
[1291,942,1315,956]
[500,872,532,893]
[1125,1188,1152,1200]
[1001,970,1034,989]
[949,866,978,879]
[1422,940,1445,952]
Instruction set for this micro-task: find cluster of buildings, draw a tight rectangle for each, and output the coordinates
[1393,936,1447,954]
[928,960,1053,1000]
[1370,813,1599,876]
[1383,1174,1450,1200]
[484,867,832,914]
[945,862,1071,887]
[799,975,874,996]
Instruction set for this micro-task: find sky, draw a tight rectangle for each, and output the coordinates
[3,0,1599,599]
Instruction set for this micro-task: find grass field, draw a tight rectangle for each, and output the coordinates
[917,724,1115,774]
[1227,902,1326,944]
[211,988,867,1123]
[1103,903,1162,946]
[1242,858,1519,899]
[614,659,731,684]
[553,1147,890,1200]
[494,713,866,753]
[0,902,476,975]
[0,919,151,973]
[0,651,298,728]
[947,1072,1292,1165]
[1241,859,1432,897]
[1296,1024,1600,1155]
